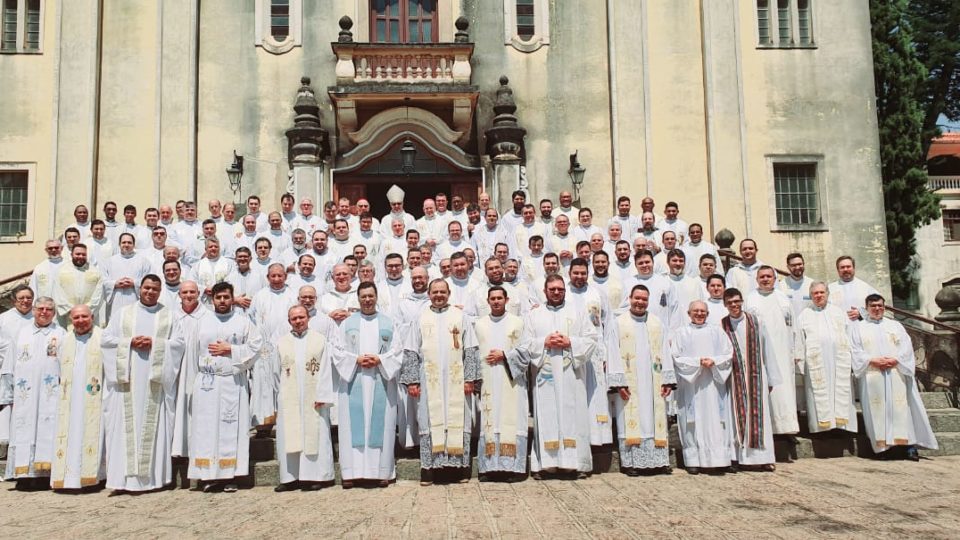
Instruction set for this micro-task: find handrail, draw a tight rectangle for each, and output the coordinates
[717,249,960,335]
[0,270,31,288]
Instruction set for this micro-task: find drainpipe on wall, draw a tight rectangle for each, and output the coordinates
[90,0,104,215]
[699,0,718,236]
[605,0,621,206]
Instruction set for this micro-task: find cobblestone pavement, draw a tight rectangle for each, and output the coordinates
[2,456,959,539]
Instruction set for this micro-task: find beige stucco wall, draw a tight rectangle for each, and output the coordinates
[0,0,892,298]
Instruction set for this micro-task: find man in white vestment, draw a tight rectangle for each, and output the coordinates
[86,220,116,268]
[778,252,816,320]
[188,282,263,492]
[249,263,298,430]
[416,199,446,247]
[191,238,235,305]
[794,282,858,435]
[0,285,36,452]
[655,201,689,245]
[102,233,153,322]
[50,305,107,490]
[445,252,480,309]
[722,289,782,471]
[272,306,336,491]
[681,223,723,277]
[225,246,263,311]
[725,238,764,295]
[851,294,937,460]
[53,244,105,328]
[704,274,729,327]
[320,263,361,323]
[607,285,673,475]
[549,214,577,269]
[378,185,417,237]
[4,297,65,489]
[671,300,734,474]
[745,266,800,435]
[665,249,705,318]
[30,240,65,299]
[620,249,679,328]
[101,275,184,493]
[829,255,880,323]
[522,274,598,479]
[402,279,481,485]
[333,282,404,488]
[475,286,530,481]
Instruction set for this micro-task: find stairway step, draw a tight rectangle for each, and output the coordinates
[927,408,960,433]
[921,392,955,410]
[921,432,960,457]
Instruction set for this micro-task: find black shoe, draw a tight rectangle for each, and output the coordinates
[419,469,433,486]
[686,467,700,475]
[906,446,920,461]
[727,464,739,474]
[274,482,299,492]
[301,482,324,491]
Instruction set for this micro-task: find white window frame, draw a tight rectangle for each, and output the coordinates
[254,0,302,55]
[0,0,43,54]
[766,154,829,232]
[0,162,36,243]
[942,204,960,244]
[756,0,815,49]
[503,0,549,53]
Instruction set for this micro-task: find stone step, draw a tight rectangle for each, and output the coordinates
[928,408,960,433]
[920,432,960,457]
[921,392,955,410]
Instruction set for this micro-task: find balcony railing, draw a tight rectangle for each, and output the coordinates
[929,175,960,192]
[332,42,474,86]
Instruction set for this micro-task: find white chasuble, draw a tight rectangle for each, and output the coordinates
[0,309,35,445]
[51,328,105,488]
[335,312,402,481]
[522,302,598,473]
[851,319,937,453]
[746,289,800,434]
[171,307,208,458]
[275,330,336,483]
[6,323,66,479]
[102,303,183,491]
[568,284,615,446]
[475,313,529,473]
[53,266,105,327]
[188,310,262,481]
[671,323,734,468]
[795,305,858,434]
[249,286,298,426]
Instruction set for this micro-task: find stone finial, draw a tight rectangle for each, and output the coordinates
[485,75,526,161]
[338,15,354,43]
[935,283,960,323]
[454,16,469,43]
[285,77,329,166]
[714,228,735,250]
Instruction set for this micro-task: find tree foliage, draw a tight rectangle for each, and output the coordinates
[870,0,941,298]
[907,0,960,151]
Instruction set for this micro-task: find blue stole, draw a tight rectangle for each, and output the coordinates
[342,312,394,449]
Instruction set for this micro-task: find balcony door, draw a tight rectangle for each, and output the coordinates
[370,0,438,43]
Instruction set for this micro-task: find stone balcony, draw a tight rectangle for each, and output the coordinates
[332,42,474,86]
[929,175,960,195]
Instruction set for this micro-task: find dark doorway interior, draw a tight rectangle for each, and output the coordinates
[363,180,453,219]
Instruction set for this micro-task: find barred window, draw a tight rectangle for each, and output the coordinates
[773,163,821,226]
[0,171,28,238]
[516,0,535,41]
[944,209,960,242]
[777,0,792,45]
[270,0,289,41]
[757,0,771,45]
[1,0,15,51]
[797,0,812,45]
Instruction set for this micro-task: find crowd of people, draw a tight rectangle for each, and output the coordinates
[0,185,939,494]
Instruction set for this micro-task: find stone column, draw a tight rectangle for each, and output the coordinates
[285,77,330,204]
[484,76,527,211]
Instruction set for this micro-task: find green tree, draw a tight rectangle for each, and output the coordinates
[907,0,960,153]
[870,0,941,299]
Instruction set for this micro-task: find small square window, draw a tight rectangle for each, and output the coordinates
[943,209,960,242]
[772,161,824,229]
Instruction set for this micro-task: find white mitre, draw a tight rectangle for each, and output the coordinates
[386,184,405,204]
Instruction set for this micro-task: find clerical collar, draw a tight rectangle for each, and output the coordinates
[291,329,308,338]
[570,284,587,294]
[48,256,63,264]
[140,302,162,313]
[270,286,287,293]
[616,260,630,268]
[635,273,654,281]
[409,291,427,300]
[593,274,608,283]
[840,277,855,283]
[489,313,506,322]
[487,279,503,287]
[166,281,180,288]
[359,311,378,321]
[386,276,404,285]
[451,276,469,285]
[121,251,136,259]
[867,317,883,324]
[812,305,826,312]
[758,289,773,296]
[546,301,565,311]
[34,323,53,332]
[429,305,449,313]
[708,297,723,303]
[669,273,685,281]
[282,212,296,221]
[729,314,744,323]
[630,312,648,322]
[214,310,234,321]
[75,330,93,340]
[313,249,327,256]
[690,322,706,328]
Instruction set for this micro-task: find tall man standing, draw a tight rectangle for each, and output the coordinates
[189,282,263,493]
[102,275,183,493]
[522,275,598,479]
[402,279,480,485]
[50,305,107,490]
[333,282,404,488]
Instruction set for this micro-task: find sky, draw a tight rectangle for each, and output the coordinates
[939,113,960,132]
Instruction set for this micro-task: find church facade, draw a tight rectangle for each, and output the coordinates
[0,0,890,293]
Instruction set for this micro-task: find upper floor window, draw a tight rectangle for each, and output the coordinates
[371,0,437,43]
[504,0,549,53]
[255,0,301,54]
[768,157,827,231]
[757,0,813,48]
[1,0,42,54]
[0,163,35,242]
[943,208,960,242]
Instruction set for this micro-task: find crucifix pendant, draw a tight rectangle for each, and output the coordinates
[451,326,461,350]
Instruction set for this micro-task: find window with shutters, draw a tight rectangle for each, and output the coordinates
[0,0,42,54]
[943,209,960,242]
[0,164,35,242]
[767,156,828,231]
[504,0,549,53]
[757,0,814,48]
[370,0,437,44]
[255,0,301,54]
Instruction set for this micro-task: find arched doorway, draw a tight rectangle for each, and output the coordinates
[332,111,483,218]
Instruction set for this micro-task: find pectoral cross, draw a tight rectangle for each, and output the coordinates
[306,357,321,376]
[623,351,634,369]
[451,326,461,350]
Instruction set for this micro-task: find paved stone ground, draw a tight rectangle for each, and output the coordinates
[1,456,959,539]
